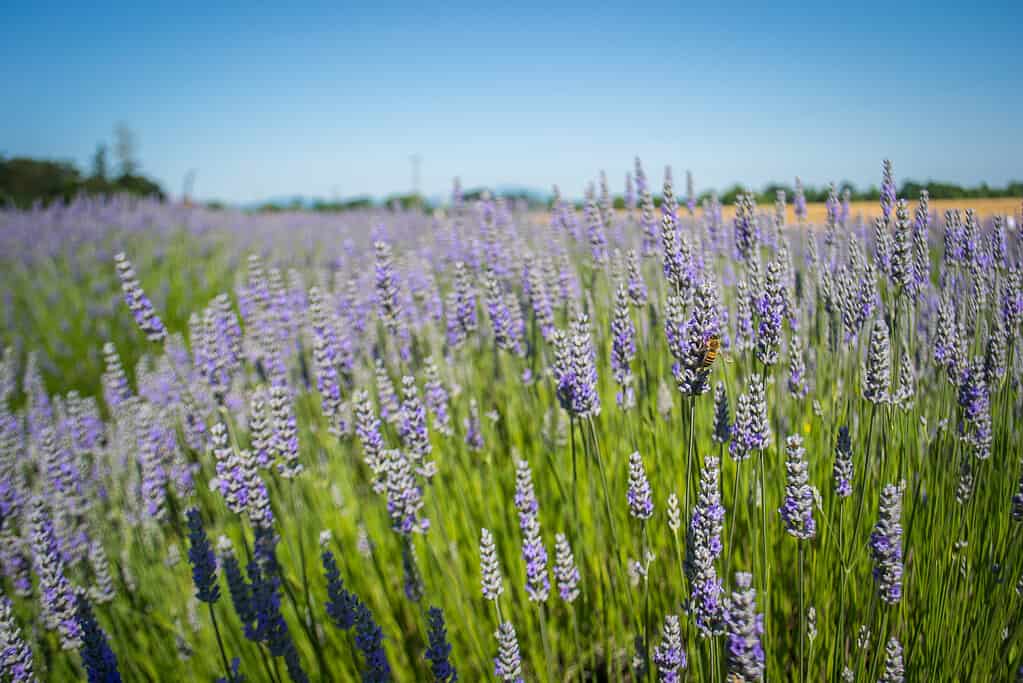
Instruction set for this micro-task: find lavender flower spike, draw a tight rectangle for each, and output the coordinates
[514,459,550,602]
[114,252,167,342]
[553,533,580,603]
[833,426,853,499]
[712,381,731,444]
[424,607,457,682]
[862,317,891,405]
[185,508,220,604]
[479,528,504,602]
[687,455,725,636]
[74,593,121,683]
[611,283,637,409]
[780,434,816,540]
[493,621,523,683]
[725,572,765,682]
[879,637,904,683]
[627,451,654,520]
[0,595,35,682]
[29,500,81,649]
[870,483,904,605]
[653,614,687,681]
[729,376,770,461]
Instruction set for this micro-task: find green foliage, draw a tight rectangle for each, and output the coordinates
[0,156,165,208]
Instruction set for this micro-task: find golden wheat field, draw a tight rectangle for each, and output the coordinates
[743,197,1022,224]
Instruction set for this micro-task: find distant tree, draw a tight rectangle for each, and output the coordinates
[114,123,138,176]
[91,144,109,180]
[0,157,82,207]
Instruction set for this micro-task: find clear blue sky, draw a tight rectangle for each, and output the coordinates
[3,1,1021,203]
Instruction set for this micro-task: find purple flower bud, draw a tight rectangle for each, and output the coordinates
[114,252,166,342]
[424,606,457,682]
[553,533,580,604]
[611,284,637,409]
[687,455,725,636]
[725,572,765,682]
[185,508,219,604]
[653,614,686,681]
[880,637,904,683]
[627,451,654,520]
[0,595,35,682]
[729,377,770,461]
[834,426,853,499]
[870,483,904,605]
[780,435,816,540]
[493,621,523,683]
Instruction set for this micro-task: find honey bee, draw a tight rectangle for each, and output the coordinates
[700,334,727,368]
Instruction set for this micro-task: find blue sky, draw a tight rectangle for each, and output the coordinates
[3,1,1021,203]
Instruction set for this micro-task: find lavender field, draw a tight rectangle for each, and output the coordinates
[1,160,1021,682]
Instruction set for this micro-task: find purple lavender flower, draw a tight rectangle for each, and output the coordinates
[101,343,132,410]
[464,399,484,451]
[484,269,516,352]
[29,500,81,649]
[523,253,555,340]
[638,174,659,257]
[754,258,785,366]
[652,614,686,681]
[870,483,903,605]
[779,435,816,540]
[880,637,904,683]
[374,240,402,335]
[270,383,302,478]
[734,193,759,263]
[666,279,721,396]
[911,191,931,296]
[308,286,344,426]
[791,177,807,222]
[352,389,387,491]
[115,252,166,342]
[862,318,891,405]
[374,359,400,425]
[880,159,897,222]
[0,595,35,682]
[627,451,654,520]
[321,534,356,630]
[384,449,429,535]
[217,537,256,640]
[353,598,390,682]
[423,357,453,436]
[479,528,504,602]
[493,621,523,683]
[585,185,609,265]
[553,533,580,603]
[712,381,731,444]
[625,249,648,306]
[729,377,769,461]
[725,572,765,682]
[514,459,549,602]
[74,593,121,683]
[398,376,433,477]
[553,312,600,419]
[834,426,853,499]
[958,358,992,460]
[687,455,725,636]
[685,170,696,215]
[611,283,637,409]
[787,335,808,398]
[424,607,457,682]
[186,508,220,604]
[452,262,478,345]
